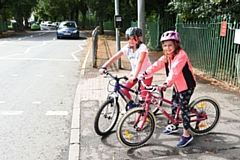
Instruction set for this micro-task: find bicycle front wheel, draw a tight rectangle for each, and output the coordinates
[189,96,220,135]
[117,107,156,148]
[94,98,119,136]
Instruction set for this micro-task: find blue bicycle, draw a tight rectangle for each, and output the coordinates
[94,71,163,136]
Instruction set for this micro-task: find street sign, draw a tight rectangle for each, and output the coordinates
[114,15,122,29]
[220,21,227,37]
[234,29,240,44]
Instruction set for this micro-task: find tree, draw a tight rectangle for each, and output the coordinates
[167,0,240,21]
[85,0,114,34]
[78,0,88,29]
[0,0,38,31]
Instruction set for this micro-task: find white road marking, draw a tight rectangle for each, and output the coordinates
[35,75,42,77]
[32,101,42,104]
[0,41,8,45]
[59,75,65,78]
[0,41,52,59]
[46,111,68,115]
[0,38,86,62]
[0,57,78,61]
[70,45,83,61]
[0,111,23,115]
[0,101,6,104]
[10,74,18,76]
[24,41,52,54]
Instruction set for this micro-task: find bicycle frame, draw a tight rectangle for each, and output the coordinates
[104,71,143,111]
[110,80,140,109]
[137,83,208,130]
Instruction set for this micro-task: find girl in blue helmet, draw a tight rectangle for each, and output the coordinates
[99,27,153,113]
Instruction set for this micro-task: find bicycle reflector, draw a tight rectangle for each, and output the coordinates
[125,130,131,140]
[196,102,206,109]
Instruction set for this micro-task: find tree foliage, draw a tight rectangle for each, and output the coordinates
[1,0,240,32]
[167,0,240,21]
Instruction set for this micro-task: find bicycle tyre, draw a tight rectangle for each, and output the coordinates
[117,107,156,148]
[94,98,119,136]
[189,96,220,135]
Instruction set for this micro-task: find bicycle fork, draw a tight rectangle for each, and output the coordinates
[134,101,151,131]
[104,95,118,119]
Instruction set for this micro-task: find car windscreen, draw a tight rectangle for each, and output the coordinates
[59,22,76,28]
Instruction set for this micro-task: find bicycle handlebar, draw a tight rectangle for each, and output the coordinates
[103,70,128,81]
[139,78,163,93]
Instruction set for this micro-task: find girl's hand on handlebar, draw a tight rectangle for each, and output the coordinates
[99,69,106,75]
[99,66,107,75]
[127,77,137,83]
[138,74,145,80]
[158,83,168,92]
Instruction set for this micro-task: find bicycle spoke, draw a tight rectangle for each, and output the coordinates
[189,97,220,135]
[117,108,156,148]
[94,99,119,136]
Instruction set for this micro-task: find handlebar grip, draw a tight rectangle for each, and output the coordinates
[123,76,128,81]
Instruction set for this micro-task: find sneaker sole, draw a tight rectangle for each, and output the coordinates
[177,136,193,147]
[120,110,127,115]
[163,129,179,135]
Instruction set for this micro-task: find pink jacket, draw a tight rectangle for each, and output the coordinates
[146,49,196,92]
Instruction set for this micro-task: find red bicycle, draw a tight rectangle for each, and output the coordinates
[116,79,221,148]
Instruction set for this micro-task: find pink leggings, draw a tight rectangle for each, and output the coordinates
[121,77,153,101]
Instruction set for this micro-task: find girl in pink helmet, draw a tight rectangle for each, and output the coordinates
[144,30,196,147]
[99,27,153,113]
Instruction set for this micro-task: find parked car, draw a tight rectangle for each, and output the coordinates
[56,21,79,39]
[43,21,52,26]
[50,22,60,27]
[31,23,40,30]
[7,20,16,30]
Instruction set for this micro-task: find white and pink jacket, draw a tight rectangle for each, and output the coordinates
[145,49,196,92]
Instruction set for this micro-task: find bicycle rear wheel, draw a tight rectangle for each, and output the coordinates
[117,107,156,148]
[189,96,220,135]
[94,98,119,136]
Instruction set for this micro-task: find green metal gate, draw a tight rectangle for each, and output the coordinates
[177,17,240,87]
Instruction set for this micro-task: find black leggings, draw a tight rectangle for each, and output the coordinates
[171,87,195,130]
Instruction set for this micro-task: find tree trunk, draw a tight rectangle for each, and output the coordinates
[99,20,104,35]
[81,10,87,29]
[15,10,24,32]
[70,10,74,21]
[24,17,29,29]
[75,9,80,27]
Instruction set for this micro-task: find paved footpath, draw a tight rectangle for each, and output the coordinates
[77,32,240,160]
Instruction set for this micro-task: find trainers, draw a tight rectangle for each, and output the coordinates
[163,124,178,134]
[177,135,193,147]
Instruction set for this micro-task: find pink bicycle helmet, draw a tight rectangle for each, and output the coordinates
[160,30,180,43]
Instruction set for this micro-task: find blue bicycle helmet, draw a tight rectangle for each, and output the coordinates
[125,27,142,38]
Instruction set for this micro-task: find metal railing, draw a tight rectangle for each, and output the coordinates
[99,17,240,88]
[92,27,98,68]
[177,17,240,88]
